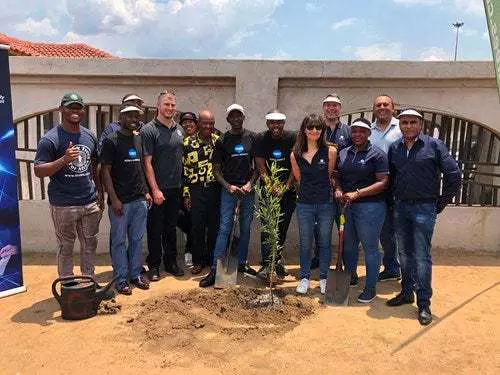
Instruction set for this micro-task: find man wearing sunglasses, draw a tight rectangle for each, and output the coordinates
[387,109,461,325]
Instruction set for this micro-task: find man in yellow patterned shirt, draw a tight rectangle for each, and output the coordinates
[182,109,221,274]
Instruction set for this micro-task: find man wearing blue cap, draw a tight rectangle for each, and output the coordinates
[387,109,461,325]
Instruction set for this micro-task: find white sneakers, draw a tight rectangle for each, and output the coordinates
[296,278,310,294]
[185,252,193,268]
[319,279,327,295]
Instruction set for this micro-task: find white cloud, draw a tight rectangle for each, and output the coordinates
[393,0,484,15]
[13,17,58,37]
[331,18,358,30]
[460,26,477,37]
[226,30,255,48]
[353,43,402,60]
[271,49,291,59]
[420,46,448,61]
[305,2,319,12]
[393,0,441,4]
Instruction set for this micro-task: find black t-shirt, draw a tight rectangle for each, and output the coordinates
[254,130,296,185]
[100,131,147,204]
[212,129,255,186]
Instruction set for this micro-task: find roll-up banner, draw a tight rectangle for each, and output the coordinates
[484,0,500,100]
[0,44,26,298]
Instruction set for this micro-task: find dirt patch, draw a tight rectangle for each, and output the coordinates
[127,287,318,365]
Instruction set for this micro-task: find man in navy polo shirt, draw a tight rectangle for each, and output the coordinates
[369,94,402,282]
[387,109,461,325]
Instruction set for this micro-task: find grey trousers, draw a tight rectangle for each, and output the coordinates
[50,201,102,277]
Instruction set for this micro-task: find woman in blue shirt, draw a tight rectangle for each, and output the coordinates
[290,114,337,295]
[334,118,389,303]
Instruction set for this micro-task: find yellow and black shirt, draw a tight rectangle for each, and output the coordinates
[183,133,219,198]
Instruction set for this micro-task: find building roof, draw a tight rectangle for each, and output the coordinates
[0,33,114,58]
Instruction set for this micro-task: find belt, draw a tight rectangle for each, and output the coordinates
[192,181,218,188]
[398,198,437,205]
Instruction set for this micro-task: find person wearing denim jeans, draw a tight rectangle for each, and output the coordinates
[290,114,337,295]
[334,118,389,303]
[101,105,152,295]
[369,95,402,281]
[199,104,259,287]
[387,109,461,325]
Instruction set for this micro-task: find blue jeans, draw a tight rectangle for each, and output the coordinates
[296,202,335,280]
[380,204,400,275]
[212,190,255,270]
[394,201,436,309]
[343,201,386,290]
[109,199,148,284]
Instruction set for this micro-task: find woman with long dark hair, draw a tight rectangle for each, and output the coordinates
[290,114,337,294]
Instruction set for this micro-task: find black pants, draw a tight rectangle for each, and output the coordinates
[146,187,181,269]
[190,184,221,267]
[175,205,192,254]
[261,190,296,263]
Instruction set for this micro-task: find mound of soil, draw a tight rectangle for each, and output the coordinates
[128,287,318,364]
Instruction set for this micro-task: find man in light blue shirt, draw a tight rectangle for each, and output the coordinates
[369,94,402,281]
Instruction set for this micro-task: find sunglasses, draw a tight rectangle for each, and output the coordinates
[306,125,324,131]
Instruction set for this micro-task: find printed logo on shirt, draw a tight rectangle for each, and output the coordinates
[68,144,91,175]
[125,147,140,163]
[272,149,283,160]
[317,158,326,170]
[359,159,366,166]
[176,129,183,138]
[234,144,244,154]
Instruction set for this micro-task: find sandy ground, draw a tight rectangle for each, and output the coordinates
[1,251,499,375]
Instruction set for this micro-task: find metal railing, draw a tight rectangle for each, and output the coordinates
[14,104,500,206]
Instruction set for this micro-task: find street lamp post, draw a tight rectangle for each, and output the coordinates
[452,22,464,61]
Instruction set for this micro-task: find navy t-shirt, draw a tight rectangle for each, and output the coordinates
[35,125,98,206]
[295,147,332,204]
[336,142,389,202]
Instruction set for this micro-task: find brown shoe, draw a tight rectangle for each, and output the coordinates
[191,265,203,275]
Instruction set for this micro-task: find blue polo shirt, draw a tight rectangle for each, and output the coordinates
[388,134,461,204]
[337,142,389,202]
[325,122,351,150]
[369,117,402,153]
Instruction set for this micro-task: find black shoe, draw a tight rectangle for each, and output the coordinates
[165,262,185,277]
[238,263,258,276]
[350,273,359,287]
[357,288,376,303]
[386,292,415,307]
[418,307,433,326]
[310,256,319,270]
[147,267,160,282]
[140,266,147,274]
[275,263,289,278]
[131,275,150,290]
[115,281,132,295]
[199,270,216,288]
[378,270,401,282]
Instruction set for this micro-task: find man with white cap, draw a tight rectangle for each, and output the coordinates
[387,109,461,325]
[100,104,152,295]
[369,94,402,282]
[334,117,389,303]
[254,109,296,279]
[311,93,352,269]
[199,104,259,287]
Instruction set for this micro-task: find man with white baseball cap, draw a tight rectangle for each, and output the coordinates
[254,109,296,279]
[100,104,152,295]
[199,103,259,287]
[386,108,461,325]
[369,94,402,283]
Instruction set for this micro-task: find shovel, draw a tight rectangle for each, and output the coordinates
[324,206,350,306]
[214,200,240,288]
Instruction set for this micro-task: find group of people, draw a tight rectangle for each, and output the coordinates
[34,90,461,326]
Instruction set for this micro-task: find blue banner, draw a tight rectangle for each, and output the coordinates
[0,44,26,298]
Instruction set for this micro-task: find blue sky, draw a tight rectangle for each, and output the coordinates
[0,0,493,60]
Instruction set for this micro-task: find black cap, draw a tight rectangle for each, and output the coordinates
[180,112,198,124]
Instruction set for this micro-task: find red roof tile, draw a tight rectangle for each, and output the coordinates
[0,33,114,58]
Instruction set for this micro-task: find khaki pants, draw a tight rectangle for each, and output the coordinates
[50,201,102,277]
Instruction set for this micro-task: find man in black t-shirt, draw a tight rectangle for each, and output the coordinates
[199,104,259,287]
[100,105,152,295]
[254,110,296,279]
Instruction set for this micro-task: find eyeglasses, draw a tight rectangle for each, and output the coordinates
[306,125,324,131]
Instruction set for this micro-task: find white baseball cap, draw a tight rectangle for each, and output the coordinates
[397,109,423,119]
[265,112,286,121]
[350,120,372,131]
[226,103,245,116]
[323,93,342,104]
[120,105,144,114]
[122,94,144,103]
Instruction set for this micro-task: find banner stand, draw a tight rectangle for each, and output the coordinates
[0,43,27,298]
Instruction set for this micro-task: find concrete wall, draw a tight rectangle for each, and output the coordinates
[8,57,500,254]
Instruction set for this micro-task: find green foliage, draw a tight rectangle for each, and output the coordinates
[254,161,288,302]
